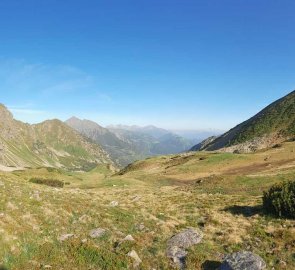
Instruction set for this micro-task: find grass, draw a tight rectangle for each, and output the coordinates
[0,141,295,269]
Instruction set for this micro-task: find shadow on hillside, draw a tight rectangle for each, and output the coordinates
[223,205,263,217]
[0,266,9,270]
[201,260,222,270]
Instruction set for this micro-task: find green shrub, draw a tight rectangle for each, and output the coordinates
[263,181,295,218]
[29,178,64,188]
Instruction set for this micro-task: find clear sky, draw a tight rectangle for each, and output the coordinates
[0,0,294,130]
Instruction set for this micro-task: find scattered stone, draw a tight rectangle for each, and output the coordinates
[131,195,141,202]
[0,213,4,218]
[220,251,266,270]
[123,234,135,242]
[44,265,52,269]
[166,228,203,269]
[128,250,142,269]
[81,238,88,243]
[78,214,90,223]
[59,234,74,242]
[0,181,4,186]
[89,228,107,239]
[30,191,41,201]
[136,223,145,231]
[110,201,119,207]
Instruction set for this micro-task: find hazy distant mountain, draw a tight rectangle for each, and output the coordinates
[108,125,195,154]
[68,120,195,166]
[107,125,170,139]
[66,117,145,166]
[171,129,223,142]
[0,105,113,171]
[193,90,295,152]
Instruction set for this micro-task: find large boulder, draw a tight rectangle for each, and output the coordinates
[166,228,203,269]
[220,251,266,270]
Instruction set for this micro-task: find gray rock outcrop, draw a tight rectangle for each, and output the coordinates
[220,251,266,270]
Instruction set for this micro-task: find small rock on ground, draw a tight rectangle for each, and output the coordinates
[110,201,119,207]
[128,250,142,269]
[131,195,141,202]
[123,234,135,242]
[59,234,74,242]
[220,251,266,270]
[89,228,107,239]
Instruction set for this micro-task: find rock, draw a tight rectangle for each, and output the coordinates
[166,228,203,269]
[128,250,142,269]
[30,191,41,201]
[220,251,266,270]
[123,234,135,242]
[59,234,74,242]
[78,214,90,223]
[136,223,145,231]
[110,201,119,207]
[131,195,141,202]
[89,228,107,239]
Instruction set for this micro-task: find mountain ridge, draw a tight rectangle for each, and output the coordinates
[0,104,113,171]
[192,90,295,152]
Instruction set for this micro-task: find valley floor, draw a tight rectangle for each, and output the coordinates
[0,142,295,269]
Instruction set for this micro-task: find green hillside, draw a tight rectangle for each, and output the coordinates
[0,105,113,171]
[202,90,295,151]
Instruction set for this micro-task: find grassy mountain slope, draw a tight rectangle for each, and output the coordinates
[196,90,295,152]
[0,105,113,170]
[1,141,295,269]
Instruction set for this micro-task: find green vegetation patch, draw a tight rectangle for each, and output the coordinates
[263,181,295,218]
[29,177,65,188]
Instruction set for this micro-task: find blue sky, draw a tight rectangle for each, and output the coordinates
[0,0,294,130]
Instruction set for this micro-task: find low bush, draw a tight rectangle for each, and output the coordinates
[263,181,295,218]
[29,178,64,188]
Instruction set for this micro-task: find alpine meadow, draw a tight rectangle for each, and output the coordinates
[0,1,295,270]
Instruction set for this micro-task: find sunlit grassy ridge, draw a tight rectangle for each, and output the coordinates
[203,90,295,151]
[0,142,295,269]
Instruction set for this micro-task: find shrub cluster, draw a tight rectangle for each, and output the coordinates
[263,181,295,218]
[29,178,64,188]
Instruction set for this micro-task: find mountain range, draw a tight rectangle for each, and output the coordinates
[0,89,294,171]
[66,118,196,166]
